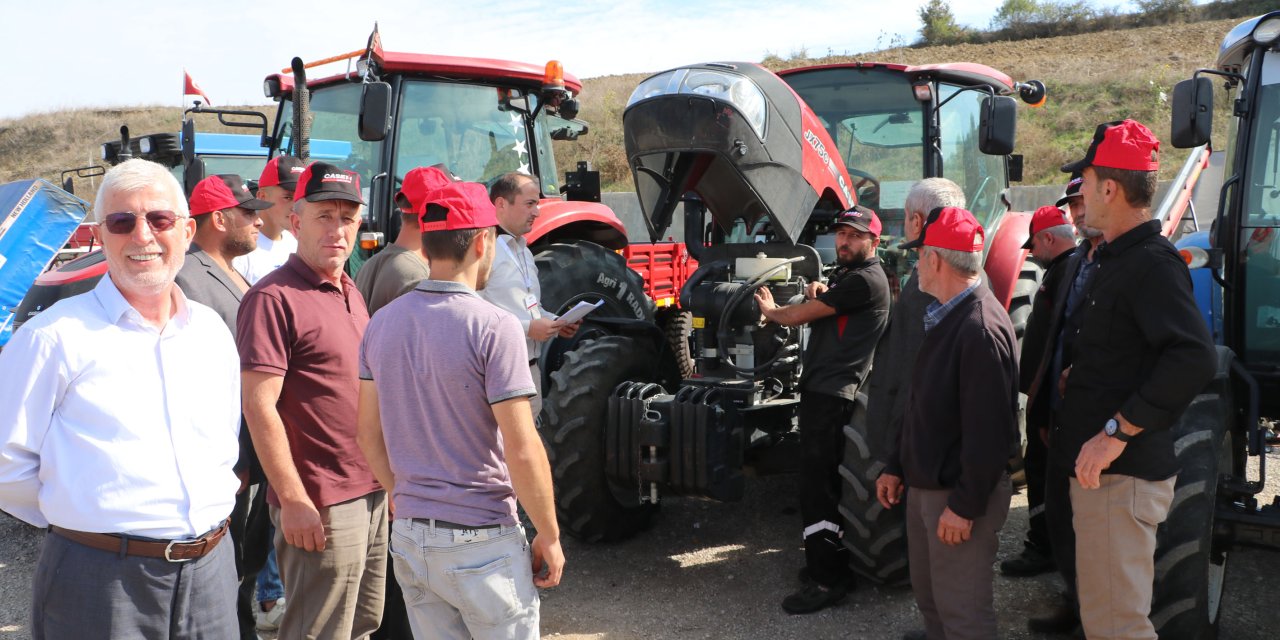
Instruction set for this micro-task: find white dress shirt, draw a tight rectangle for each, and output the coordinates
[480,231,543,358]
[232,230,298,285]
[0,276,240,538]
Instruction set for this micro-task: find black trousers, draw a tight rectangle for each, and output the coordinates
[799,391,855,587]
[1044,461,1078,605]
[230,483,271,640]
[1023,424,1051,553]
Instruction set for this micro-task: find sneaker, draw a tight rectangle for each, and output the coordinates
[1000,545,1056,577]
[255,598,286,632]
[781,581,848,614]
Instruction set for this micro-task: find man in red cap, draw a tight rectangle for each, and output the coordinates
[876,206,1019,640]
[356,182,563,640]
[176,174,273,640]
[1054,119,1215,640]
[1000,205,1076,580]
[238,162,387,639]
[355,166,452,315]
[234,156,305,285]
[755,205,891,614]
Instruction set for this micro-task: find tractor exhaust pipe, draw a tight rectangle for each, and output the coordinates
[291,57,311,161]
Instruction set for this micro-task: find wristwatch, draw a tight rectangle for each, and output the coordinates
[1104,418,1133,443]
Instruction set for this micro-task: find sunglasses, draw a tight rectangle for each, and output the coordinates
[100,210,187,235]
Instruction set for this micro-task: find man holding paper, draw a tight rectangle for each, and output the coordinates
[482,172,580,417]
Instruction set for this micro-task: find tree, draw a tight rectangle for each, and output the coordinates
[918,0,967,46]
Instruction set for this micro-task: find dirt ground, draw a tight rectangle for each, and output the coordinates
[3,449,1279,639]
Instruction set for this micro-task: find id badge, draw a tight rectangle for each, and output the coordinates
[524,293,541,320]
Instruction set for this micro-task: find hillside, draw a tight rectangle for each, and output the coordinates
[0,16,1246,200]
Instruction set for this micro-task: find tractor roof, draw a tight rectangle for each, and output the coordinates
[1216,10,1280,73]
[777,61,1015,94]
[267,51,583,94]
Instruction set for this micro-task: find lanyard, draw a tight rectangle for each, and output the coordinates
[499,236,535,291]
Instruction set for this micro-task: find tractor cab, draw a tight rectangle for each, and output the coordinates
[261,43,626,266]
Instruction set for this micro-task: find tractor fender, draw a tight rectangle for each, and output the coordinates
[983,210,1033,309]
[528,199,628,250]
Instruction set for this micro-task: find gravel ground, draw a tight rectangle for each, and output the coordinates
[3,448,1278,639]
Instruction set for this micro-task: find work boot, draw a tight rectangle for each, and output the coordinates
[1028,601,1080,634]
[1000,545,1055,577]
[902,630,927,640]
[781,581,848,614]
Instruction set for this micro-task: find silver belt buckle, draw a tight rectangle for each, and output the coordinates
[164,539,194,563]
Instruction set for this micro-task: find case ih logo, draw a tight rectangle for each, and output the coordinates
[322,173,353,183]
[803,129,852,204]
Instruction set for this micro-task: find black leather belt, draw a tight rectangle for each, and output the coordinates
[415,518,502,530]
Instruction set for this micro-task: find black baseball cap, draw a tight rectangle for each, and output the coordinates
[294,162,365,205]
[831,205,882,236]
[1055,174,1084,207]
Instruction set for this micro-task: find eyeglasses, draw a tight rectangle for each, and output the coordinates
[100,210,187,235]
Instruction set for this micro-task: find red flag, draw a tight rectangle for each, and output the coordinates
[365,23,384,63]
[183,70,212,105]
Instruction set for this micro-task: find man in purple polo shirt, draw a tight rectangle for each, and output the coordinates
[238,162,387,639]
[356,181,564,640]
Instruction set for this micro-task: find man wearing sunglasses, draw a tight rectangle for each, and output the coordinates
[238,162,386,639]
[0,158,242,638]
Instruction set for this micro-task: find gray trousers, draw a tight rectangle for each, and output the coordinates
[32,528,237,640]
[906,478,1012,640]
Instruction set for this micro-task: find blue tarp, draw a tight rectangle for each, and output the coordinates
[0,180,89,346]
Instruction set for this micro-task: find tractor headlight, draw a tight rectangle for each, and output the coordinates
[1253,16,1280,46]
[138,137,153,155]
[627,67,768,139]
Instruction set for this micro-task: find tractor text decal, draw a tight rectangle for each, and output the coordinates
[803,129,852,204]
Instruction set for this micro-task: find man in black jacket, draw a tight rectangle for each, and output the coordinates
[1001,205,1077,578]
[756,206,891,614]
[1056,119,1216,640]
[877,206,1019,640]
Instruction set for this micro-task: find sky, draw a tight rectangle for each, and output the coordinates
[1,0,1153,120]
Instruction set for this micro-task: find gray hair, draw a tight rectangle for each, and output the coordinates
[924,246,982,276]
[904,178,966,217]
[93,158,188,222]
[1045,224,1076,242]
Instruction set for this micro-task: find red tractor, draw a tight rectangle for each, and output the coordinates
[537,59,1048,594]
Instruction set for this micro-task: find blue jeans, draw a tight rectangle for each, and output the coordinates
[389,518,539,640]
[255,524,284,603]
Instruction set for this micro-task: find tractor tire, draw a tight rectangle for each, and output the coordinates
[535,241,655,322]
[1006,259,1044,486]
[542,335,660,542]
[838,393,911,587]
[664,310,695,380]
[1151,390,1235,640]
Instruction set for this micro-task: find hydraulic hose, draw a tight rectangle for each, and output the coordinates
[716,257,805,375]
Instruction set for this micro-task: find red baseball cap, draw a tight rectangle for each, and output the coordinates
[899,206,984,253]
[418,182,499,232]
[258,156,307,190]
[294,162,365,204]
[1061,119,1160,174]
[831,205,882,237]
[397,166,458,213]
[188,174,271,216]
[1022,205,1073,249]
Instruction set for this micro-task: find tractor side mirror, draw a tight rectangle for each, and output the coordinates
[979,96,1017,156]
[358,82,392,142]
[1171,77,1213,149]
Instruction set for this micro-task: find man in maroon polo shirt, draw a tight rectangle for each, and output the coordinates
[237,162,387,639]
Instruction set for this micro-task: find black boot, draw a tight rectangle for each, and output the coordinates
[1000,544,1056,577]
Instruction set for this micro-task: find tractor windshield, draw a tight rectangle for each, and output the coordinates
[394,80,560,195]
[937,84,1006,232]
[276,83,383,208]
[1239,54,1280,363]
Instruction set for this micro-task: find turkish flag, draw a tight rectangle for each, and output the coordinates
[183,70,212,105]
